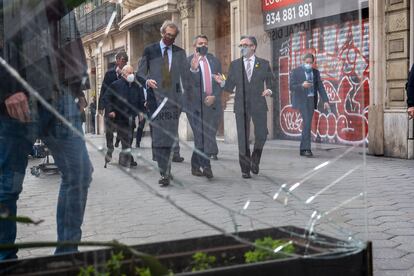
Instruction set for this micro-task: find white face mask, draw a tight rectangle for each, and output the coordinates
[240,47,250,58]
[303,63,312,71]
[126,74,135,83]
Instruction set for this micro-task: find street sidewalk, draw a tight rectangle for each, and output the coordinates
[15,134,414,276]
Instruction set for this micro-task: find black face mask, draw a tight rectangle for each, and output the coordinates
[196,46,208,56]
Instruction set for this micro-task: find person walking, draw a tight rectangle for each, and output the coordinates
[223,36,275,179]
[290,53,330,157]
[98,51,128,162]
[105,65,145,167]
[187,35,224,178]
[136,20,192,187]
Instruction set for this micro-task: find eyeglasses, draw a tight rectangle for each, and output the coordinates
[164,33,177,39]
[238,44,253,49]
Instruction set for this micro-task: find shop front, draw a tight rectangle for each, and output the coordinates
[263,0,370,145]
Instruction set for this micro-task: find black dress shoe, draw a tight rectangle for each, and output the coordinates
[210,155,218,160]
[192,168,203,177]
[158,176,170,187]
[242,172,251,179]
[300,150,313,157]
[114,140,120,148]
[251,163,259,175]
[135,143,140,148]
[172,155,184,162]
[203,167,213,179]
[105,150,113,162]
[130,160,138,167]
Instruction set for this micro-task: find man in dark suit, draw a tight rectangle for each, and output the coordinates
[187,35,224,178]
[290,53,330,157]
[0,0,92,259]
[98,51,128,162]
[105,65,145,167]
[137,20,192,186]
[224,36,275,179]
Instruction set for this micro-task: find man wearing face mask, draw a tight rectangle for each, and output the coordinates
[99,51,128,163]
[224,36,275,179]
[188,35,224,178]
[105,65,145,167]
[137,20,192,186]
[290,53,330,157]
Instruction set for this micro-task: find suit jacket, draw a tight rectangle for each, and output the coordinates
[407,63,414,108]
[187,53,223,113]
[136,42,192,115]
[290,66,329,110]
[106,78,145,126]
[224,56,275,114]
[99,68,120,113]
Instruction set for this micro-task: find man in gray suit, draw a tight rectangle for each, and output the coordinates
[224,36,275,179]
[188,35,224,178]
[137,20,192,186]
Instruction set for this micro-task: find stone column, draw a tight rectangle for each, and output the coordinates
[368,0,386,155]
[383,0,411,158]
[223,0,242,144]
[177,0,195,141]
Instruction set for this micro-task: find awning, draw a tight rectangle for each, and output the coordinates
[118,0,178,31]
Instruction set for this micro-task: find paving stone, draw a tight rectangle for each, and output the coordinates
[9,135,414,275]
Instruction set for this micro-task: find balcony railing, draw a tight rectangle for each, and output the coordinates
[77,2,120,38]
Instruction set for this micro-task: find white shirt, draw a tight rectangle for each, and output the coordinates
[243,55,256,77]
[159,40,172,70]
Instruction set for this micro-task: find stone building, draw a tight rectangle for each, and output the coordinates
[76,0,414,159]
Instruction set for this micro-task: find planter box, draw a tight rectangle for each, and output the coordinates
[0,226,372,276]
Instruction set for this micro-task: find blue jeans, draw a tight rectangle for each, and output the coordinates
[0,94,93,260]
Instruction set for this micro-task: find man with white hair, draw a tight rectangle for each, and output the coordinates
[105,65,145,167]
[137,20,192,186]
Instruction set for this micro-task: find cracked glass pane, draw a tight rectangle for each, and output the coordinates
[0,0,373,275]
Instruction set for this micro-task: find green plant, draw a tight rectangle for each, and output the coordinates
[191,251,217,272]
[78,265,96,276]
[135,267,152,276]
[104,251,126,276]
[244,237,294,264]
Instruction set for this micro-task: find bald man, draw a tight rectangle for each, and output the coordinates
[105,65,146,167]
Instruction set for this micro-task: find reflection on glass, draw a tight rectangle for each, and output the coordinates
[0,0,372,275]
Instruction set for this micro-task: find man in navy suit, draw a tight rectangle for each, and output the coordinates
[188,35,224,178]
[105,65,145,167]
[290,53,330,157]
[99,51,128,162]
[224,36,275,179]
[137,20,192,186]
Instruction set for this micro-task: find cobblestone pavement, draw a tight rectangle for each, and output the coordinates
[13,134,414,275]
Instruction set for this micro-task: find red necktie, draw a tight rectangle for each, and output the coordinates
[200,57,212,96]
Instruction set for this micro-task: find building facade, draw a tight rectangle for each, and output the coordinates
[77,0,414,159]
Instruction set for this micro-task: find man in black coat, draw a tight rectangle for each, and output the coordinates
[137,20,192,186]
[99,51,128,162]
[224,36,275,179]
[0,0,92,259]
[105,65,145,167]
[407,64,414,119]
[187,35,224,178]
[290,53,330,157]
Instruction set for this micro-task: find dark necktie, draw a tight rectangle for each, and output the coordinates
[162,46,171,89]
